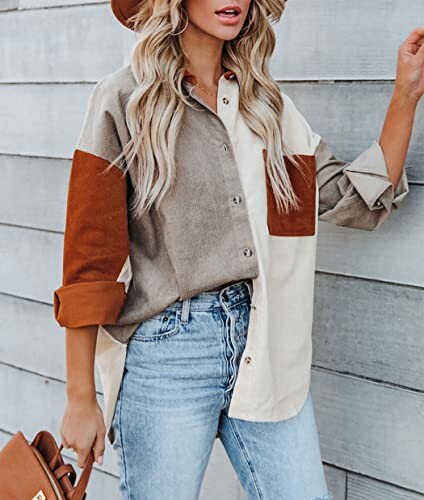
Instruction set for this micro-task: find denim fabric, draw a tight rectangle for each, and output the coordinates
[110,280,331,500]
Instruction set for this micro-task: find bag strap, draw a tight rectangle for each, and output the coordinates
[59,444,95,500]
[46,440,95,500]
[32,431,95,500]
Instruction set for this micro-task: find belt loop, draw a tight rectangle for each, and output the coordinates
[181,297,190,324]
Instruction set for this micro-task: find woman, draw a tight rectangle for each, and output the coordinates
[55,0,422,498]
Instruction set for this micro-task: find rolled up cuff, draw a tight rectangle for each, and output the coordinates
[341,141,391,210]
[54,281,127,328]
[340,140,409,212]
[392,167,409,208]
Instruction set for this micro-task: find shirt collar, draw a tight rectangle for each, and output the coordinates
[183,68,236,86]
[182,67,239,119]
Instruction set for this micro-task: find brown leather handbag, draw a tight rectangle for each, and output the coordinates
[0,429,95,499]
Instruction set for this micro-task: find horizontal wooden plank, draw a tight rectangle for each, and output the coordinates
[19,0,103,9]
[0,83,92,158]
[0,293,67,381]
[2,1,423,81]
[0,429,121,500]
[0,0,18,11]
[311,368,424,493]
[0,155,69,231]
[0,363,243,500]
[313,272,424,391]
[324,465,347,500]
[316,185,424,287]
[1,82,422,183]
[0,4,133,83]
[282,82,424,182]
[0,225,63,303]
[275,0,423,81]
[347,474,424,500]
[0,293,101,392]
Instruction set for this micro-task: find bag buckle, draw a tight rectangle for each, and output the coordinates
[32,490,46,500]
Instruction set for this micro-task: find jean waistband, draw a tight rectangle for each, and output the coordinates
[167,279,252,315]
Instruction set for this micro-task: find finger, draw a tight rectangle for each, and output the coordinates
[61,437,71,449]
[77,454,86,469]
[59,428,70,449]
[92,431,106,465]
[402,27,424,47]
[76,447,91,468]
[415,35,424,61]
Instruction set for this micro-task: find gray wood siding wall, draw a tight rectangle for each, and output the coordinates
[0,1,422,499]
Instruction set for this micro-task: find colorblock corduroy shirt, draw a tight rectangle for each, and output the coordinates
[53,64,409,445]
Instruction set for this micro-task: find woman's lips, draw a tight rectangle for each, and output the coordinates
[215,11,241,25]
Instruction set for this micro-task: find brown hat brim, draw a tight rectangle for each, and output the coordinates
[111,0,288,31]
[110,0,139,30]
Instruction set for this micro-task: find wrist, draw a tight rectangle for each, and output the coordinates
[392,87,420,110]
[66,382,97,403]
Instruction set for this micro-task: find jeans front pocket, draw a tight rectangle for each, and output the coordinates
[131,307,181,342]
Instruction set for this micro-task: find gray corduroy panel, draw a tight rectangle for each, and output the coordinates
[98,68,260,344]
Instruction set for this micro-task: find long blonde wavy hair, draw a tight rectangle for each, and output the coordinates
[107,0,308,221]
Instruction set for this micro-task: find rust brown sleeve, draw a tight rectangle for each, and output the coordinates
[53,149,130,328]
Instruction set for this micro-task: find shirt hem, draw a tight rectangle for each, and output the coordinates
[226,378,311,423]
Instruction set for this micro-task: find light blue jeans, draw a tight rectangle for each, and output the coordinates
[111,280,331,500]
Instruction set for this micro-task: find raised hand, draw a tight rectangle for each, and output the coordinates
[394,27,424,104]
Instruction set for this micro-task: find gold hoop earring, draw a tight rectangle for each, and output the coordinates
[172,8,189,36]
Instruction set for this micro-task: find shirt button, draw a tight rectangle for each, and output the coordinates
[243,248,253,257]
[232,195,242,205]
[376,200,383,208]
[222,143,228,152]
[244,356,252,364]
[222,96,229,104]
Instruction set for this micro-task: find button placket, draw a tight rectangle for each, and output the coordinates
[213,101,260,278]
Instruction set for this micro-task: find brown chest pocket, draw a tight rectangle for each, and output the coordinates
[263,150,316,237]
